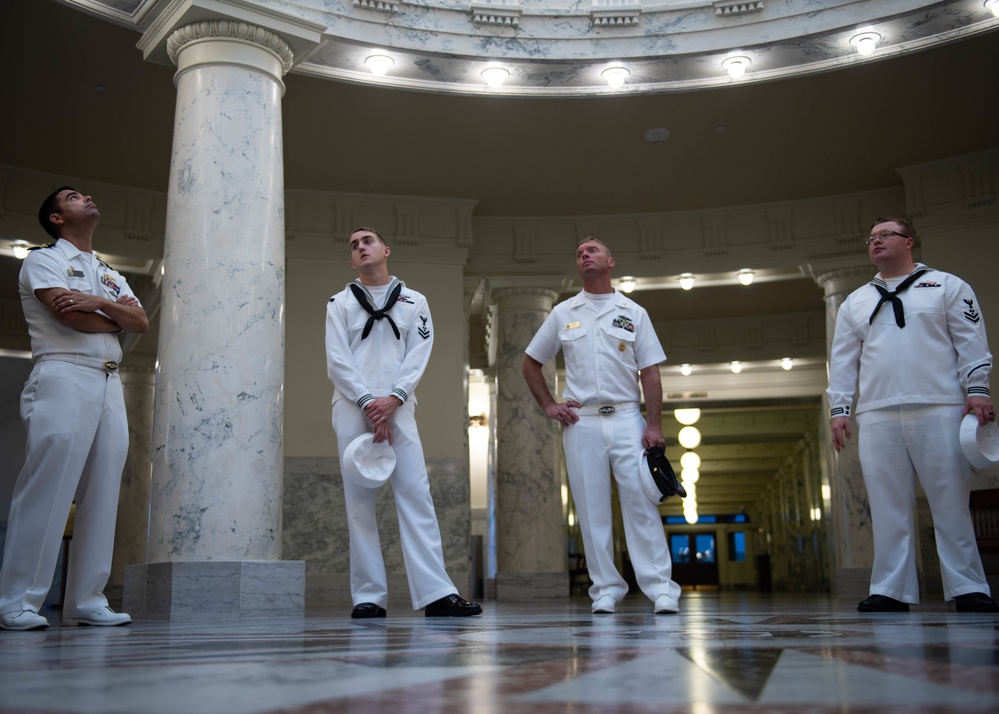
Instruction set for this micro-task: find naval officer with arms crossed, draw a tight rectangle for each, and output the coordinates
[0,187,147,631]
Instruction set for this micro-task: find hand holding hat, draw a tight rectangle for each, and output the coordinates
[343,433,396,488]
[642,446,687,506]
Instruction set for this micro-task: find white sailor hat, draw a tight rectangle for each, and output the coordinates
[959,413,999,470]
[342,433,396,488]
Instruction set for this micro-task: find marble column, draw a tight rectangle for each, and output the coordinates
[814,264,876,598]
[107,365,156,607]
[124,19,304,620]
[492,286,568,600]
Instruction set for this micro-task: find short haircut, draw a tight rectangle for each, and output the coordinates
[351,226,388,246]
[38,185,76,240]
[576,236,612,257]
[870,216,916,240]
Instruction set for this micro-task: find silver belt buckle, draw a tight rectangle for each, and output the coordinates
[103,360,119,374]
[598,405,616,415]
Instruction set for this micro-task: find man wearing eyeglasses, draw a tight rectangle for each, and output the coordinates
[827,217,997,613]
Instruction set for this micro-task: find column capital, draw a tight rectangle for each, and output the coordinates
[139,0,324,74]
[804,258,873,300]
[491,285,561,313]
[167,20,295,74]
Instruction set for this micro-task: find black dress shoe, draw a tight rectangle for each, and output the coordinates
[350,602,387,619]
[953,592,999,612]
[424,594,483,617]
[857,594,909,612]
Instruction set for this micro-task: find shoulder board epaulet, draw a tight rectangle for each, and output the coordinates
[95,255,116,271]
[27,243,55,251]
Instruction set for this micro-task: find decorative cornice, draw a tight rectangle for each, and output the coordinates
[470,1,522,27]
[590,1,642,27]
[713,1,764,17]
[354,0,400,15]
[167,20,295,73]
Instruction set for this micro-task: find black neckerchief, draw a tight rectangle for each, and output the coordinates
[350,281,402,339]
[868,268,928,328]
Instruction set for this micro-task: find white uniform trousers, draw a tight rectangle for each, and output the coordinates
[857,404,991,603]
[0,361,128,616]
[563,408,680,605]
[333,399,456,610]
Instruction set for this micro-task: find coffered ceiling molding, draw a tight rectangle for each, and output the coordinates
[63,0,999,96]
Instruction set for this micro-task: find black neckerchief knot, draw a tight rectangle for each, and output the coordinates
[868,268,928,328]
[351,282,402,339]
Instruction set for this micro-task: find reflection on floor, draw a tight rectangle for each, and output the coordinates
[2,593,998,714]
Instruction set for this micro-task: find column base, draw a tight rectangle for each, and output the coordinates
[496,572,569,601]
[123,560,305,621]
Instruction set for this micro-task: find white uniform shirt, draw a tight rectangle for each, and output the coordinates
[19,239,137,362]
[526,290,666,406]
[326,277,433,409]
[827,264,992,417]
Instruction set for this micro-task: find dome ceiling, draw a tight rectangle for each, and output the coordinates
[69,0,999,96]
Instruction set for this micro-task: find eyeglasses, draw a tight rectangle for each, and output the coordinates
[864,230,908,245]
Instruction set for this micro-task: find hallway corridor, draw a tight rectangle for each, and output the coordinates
[1,593,997,713]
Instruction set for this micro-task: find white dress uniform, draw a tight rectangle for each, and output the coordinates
[526,289,680,606]
[0,239,136,618]
[325,278,456,610]
[827,263,992,603]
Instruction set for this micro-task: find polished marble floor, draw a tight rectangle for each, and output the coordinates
[2,593,998,714]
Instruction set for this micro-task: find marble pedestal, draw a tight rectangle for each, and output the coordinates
[124,560,304,620]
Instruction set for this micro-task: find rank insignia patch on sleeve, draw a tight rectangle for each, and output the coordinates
[963,299,981,324]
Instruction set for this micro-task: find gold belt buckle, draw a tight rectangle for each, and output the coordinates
[103,360,119,374]
[598,405,616,415]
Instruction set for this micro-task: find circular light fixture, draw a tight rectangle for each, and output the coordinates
[679,273,694,290]
[680,363,692,377]
[601,66,630,89]
[12,241,31,259]
[674,408,701,425]
[677,426,701,449]
[850,32,881,56]
[680,451,701,470]
[619,276,636,293]
[684,512,699,525]
[988,0,999,18]
[781,357,793,371]
[737,269,755,286]
[365,54,394,76]
[730,361,743,374]
[481,66,510,88]
[681,467,699,484]
[722,56,751,79]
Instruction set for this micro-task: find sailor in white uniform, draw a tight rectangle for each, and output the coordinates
[828,217,997,613]
[523,238,681,615]
[325,227,481,618]
[0,187,147,631]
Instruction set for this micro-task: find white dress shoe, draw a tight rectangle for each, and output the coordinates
[0,609,50,631]
[64,606,132,627]
[654,593,679,614]
[591,595,616,614]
